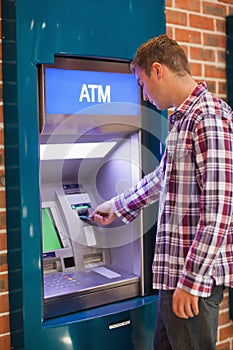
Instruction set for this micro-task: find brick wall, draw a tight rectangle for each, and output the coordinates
[166,0,233,100]
[0,3,11,349]
[0,1,233,349]
[166,0,233,349]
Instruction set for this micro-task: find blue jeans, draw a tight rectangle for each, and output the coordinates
[153,285,224,350]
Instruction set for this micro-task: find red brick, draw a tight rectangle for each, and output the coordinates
[175,28,201,44]
[0,253,7,273]
[190,47,215,62]
[203,33,226,49]
[216,340,231,350]
[0,169,5,188]
[0,294,9,313]
[166,26,173,38]
[190,62,202,77]
[166,0,172,7]
[174,0,200,12]
[166,9,188,26]
[204,64,226,79]
[217,50,226,64]
[219,81,227,95]
[0,106,4,123]
[190,14,214,30]
[218,310,231,326]
[0,126,4,145]
[0,191,6,208]
[0,314,10,334]
[0,150,4,167]
[220,291,229,310]
[206,80,216,94]
[220,0,233,4]
[0,272,9,292]
[0,212,6,230]
[228,6,233,15]
[203,1,226,17]
[219,324,233,341]
[216,19,226,33]
[0,232,7,251]
[0,334,11,350]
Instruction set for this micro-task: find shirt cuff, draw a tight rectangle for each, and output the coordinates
[177,270,214,297]
[111,194,140,224]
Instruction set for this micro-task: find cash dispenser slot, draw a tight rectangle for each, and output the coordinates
[43,256,76,273]
[83,252,103,268]
[43,257,63,273]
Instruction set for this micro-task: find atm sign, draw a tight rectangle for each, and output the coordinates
[45,68,140,116]
[79,84,111,103]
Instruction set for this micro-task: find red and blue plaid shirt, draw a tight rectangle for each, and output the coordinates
[113,82,233,297]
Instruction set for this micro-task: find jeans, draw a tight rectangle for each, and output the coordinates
[153,285,224,350]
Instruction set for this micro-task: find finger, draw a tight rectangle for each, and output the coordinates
[184,302,195,318]
[172,299,189,319]
[177,305,189,319]
[89,209,99,219]
[92,213,105,224]
[191,298,199,316]
[92,213,112,225]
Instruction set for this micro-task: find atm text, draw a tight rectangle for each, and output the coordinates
[79,84,111,103]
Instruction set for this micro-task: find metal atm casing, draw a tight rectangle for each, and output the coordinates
[38,56,155,319]
[3,1,165,349]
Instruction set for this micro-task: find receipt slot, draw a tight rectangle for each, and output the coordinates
[38,56,155,320]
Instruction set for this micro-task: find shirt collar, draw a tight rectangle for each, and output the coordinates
[169,81,208,125]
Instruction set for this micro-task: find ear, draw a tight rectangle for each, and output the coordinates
[152,62,162,78]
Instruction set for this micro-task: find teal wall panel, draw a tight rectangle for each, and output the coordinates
[3,0,165,348]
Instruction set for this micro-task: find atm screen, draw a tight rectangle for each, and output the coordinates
[38,56,142,136]
[42,207,64,252]
[44,68,140,116]
[40,55,140,115]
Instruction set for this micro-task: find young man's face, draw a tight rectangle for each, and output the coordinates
[134,64,169,111]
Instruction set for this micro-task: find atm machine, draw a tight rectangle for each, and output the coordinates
[38,55,159,322]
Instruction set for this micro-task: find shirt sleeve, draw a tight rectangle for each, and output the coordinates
[112,152,166,224]
[178,114,233,296]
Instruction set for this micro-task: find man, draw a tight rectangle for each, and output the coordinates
[90,34,233,349]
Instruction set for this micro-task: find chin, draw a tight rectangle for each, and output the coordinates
[154,104,163,111]
[157,103,170,111]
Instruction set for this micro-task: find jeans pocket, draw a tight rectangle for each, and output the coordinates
[203,286,224,307]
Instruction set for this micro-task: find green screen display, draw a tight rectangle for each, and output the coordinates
[42,208,63,252]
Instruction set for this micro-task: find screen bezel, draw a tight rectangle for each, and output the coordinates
[41,201,71,257]
[37,55,142,136]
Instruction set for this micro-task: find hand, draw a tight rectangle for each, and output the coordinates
[90,200,117,226]
[172,287,199,319]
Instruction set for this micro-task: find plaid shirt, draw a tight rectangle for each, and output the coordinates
[113,82,233,297]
